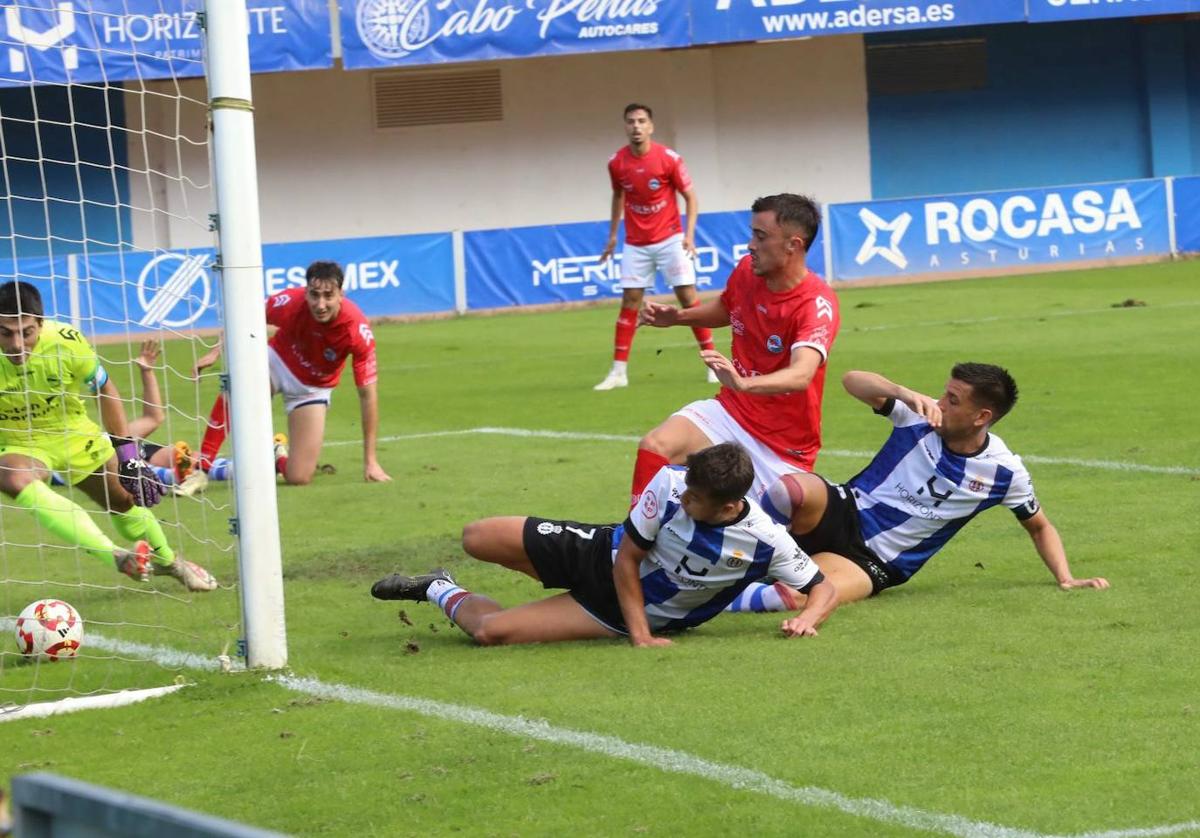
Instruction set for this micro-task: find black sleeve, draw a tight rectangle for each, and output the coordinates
[873,397,896,417]
[621,516,655,551]
[797,568,825,595]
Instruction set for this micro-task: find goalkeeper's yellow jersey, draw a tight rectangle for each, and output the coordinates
[0,321,106,442]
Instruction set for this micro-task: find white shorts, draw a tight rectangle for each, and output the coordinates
[268,346,333,414]
[673,398,807,500]
[620,233,697,289]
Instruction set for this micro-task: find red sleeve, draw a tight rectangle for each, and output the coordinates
[265,289,298,328]
[671,154,693,193]
[350,317,378,387]
[789,284,840,364]
[608,153,621,192]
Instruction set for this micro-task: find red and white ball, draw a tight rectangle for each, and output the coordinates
[14,599,84,661]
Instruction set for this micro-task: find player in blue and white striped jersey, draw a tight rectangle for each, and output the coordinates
[726,363,1109,611]
[371,443,839,647]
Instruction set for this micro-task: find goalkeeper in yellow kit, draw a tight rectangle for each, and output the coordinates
[0,281,216,591]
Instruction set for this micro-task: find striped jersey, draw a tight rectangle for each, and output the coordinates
[624,466,822,631]
[846,399,1040,582]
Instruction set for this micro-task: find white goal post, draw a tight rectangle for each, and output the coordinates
[203,0,286,670]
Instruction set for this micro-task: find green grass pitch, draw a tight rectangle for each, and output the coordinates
[1,260,1197,836]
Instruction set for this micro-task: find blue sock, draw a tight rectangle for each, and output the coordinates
[150,465,174,486]
[208,458,233,481]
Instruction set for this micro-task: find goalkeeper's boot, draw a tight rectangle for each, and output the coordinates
[172,440,195,484]
[593,368,628,391]
[371,568,454,602]
[154,557,218,592]
[173,468,209,497]
[273,433,289,461]
[115,540,153,582]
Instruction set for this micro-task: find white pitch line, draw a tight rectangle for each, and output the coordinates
[3,633,1194,837]
[0,684,187,723]
[325,427,1197,476]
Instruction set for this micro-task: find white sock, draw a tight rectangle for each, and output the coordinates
[612,361,628,375]
[427,578,470,620]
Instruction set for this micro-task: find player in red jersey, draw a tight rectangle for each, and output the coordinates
[631,194,840,502]
[178,261,391,493]
[594,103,717,391]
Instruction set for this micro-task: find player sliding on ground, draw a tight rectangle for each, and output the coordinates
[177,260,390,495]
[723,363,1109,614]
[371,443,838,646]
[0,281,216,591]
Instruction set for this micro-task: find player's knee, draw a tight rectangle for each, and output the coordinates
[638,431,671,457]
[461,520,486,558]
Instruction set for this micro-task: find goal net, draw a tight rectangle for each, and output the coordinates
[0,0,283,719]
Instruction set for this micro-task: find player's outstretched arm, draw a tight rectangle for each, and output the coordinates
[192,337,224,380]
[357,382,391,483]
[1019,509,1110,590]
[640,297,729,329]
[842,370,941,425]
[613,537,670,648]
[128,339,165,440]
[780,576,839,638]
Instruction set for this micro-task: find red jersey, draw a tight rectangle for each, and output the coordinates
[608,142,693,246]
[266,287,378,389]
[716,256,840,470]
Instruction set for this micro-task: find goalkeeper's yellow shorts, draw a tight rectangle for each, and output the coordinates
[0,426,115,486]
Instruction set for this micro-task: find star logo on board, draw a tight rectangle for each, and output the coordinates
[855,208,912,269]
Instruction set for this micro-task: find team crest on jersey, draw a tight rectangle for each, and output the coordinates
[324,348,337,361]
[968,478,986,492]
[725,551,746,570]
[648,178,661,190]
[641,491,658,519]
[766,335,783,354]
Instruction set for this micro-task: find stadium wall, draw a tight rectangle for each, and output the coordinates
[866,19,1200,199]
[128,35,871,251]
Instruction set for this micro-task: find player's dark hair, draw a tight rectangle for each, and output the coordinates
[952,362,1019,424]
[0,281,44,319]
[685,443,754,505]
[623,102,653,120]
[751,193,821,251]
[306,261,344,289]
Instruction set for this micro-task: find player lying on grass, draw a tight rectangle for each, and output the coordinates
[371,443,838,647]
[723,363,1110,613]
[0,281,216,591]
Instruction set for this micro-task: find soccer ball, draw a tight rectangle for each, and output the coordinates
[14,599,84,661]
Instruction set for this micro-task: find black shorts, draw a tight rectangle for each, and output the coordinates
[522,517,627,634]
[797,481,904,595]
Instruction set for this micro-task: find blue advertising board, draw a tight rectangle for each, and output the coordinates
[1026,0,1198,22]
[340,0,688,69]
[30,231,454,337]
[0,0,332,88]
[689,0,1025,47]
[828,179,1171,281]
[1172,176,1200,255]
[464,209,826,310]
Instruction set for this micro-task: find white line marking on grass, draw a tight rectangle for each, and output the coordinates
[7,628,1193,838]
[0,684,187,723]
[271,675,1200,838]
[327,427,1197,476]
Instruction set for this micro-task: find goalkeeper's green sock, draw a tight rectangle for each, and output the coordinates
[12,480,117,563]
[111,505,176,565]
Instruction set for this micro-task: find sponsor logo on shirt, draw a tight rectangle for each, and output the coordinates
[640,490,658,519]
